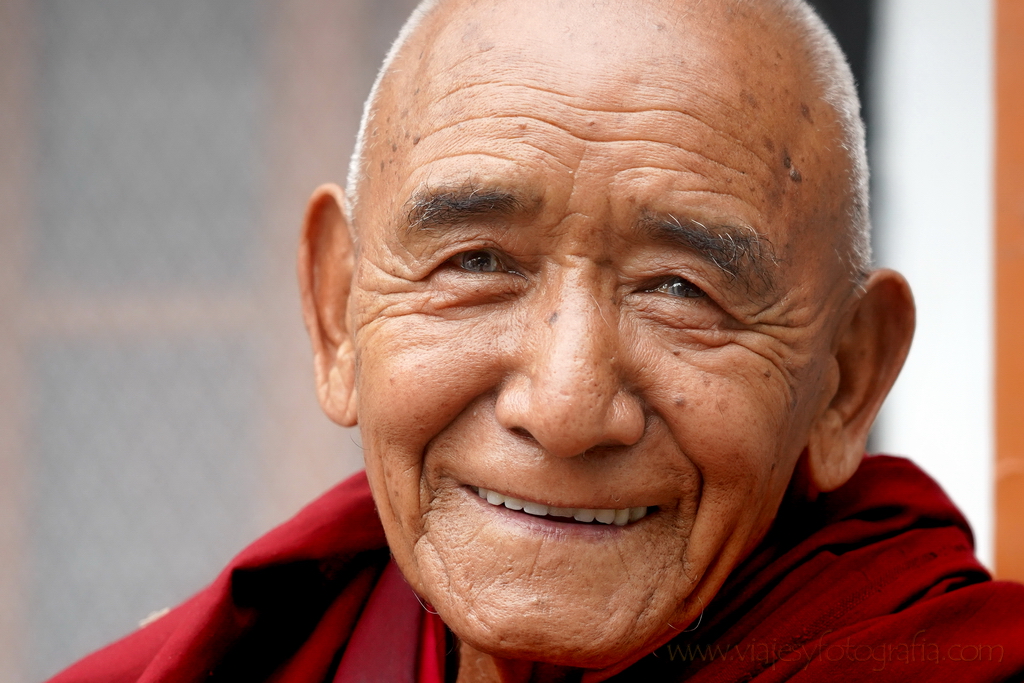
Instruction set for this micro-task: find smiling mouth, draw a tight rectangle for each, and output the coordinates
[472,486,650,526]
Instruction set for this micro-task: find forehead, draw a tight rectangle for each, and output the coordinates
[361,0,841,276]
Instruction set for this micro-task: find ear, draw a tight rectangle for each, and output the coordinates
[298,183,358,427]
[805,269,916,492]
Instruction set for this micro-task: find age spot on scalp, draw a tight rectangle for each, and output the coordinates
[781,151,802,181]
[800,102,813,122]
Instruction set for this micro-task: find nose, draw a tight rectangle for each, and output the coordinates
[495,273,645,458]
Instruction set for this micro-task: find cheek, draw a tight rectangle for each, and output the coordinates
[354,316,508,554]
[662,365,785,449]
[356,317,511,445]
[650,349,801,518]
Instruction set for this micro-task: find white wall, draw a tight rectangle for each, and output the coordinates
[871,0,994,566]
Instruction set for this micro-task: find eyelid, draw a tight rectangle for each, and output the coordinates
[449,247,525,277]
[644,275,705,294]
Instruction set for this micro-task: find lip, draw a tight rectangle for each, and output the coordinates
[462,485,656,536]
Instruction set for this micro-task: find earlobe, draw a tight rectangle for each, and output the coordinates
[326,339,359,427]
[298,183,359,427]
[806,405,852,493]
[805,269,915,492]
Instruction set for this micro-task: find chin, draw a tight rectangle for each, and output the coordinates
[442,605,653,670]
[408,547,678,671]
[388,480,702,670]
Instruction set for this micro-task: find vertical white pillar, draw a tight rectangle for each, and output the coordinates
[872,0,994,566]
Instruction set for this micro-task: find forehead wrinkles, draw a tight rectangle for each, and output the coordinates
[361,0,842,265]
[411,42,802,155]
[418,81,778,185]
[382,79,797,250]
[390,23,805,161]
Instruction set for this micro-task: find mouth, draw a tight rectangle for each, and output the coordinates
[471,486,651,526]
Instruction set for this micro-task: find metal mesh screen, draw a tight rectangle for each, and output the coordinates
[0,1,419,680]
[32,0,265,292]
[28,338,260,675]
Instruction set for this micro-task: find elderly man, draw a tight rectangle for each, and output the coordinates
[50,0,1024,681]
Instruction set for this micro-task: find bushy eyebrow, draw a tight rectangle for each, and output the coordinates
[406,184,528,232]
[638,212,777,293]
[403,185,776,292]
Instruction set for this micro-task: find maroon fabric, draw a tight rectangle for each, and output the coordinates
[607,456,1024,682]
[332,560,423,683]
[47,457,1024,682]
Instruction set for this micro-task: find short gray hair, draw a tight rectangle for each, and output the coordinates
[761,0,872,277]
[344,0,439,220]
[345,0,871,276]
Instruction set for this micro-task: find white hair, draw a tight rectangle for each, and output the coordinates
[344,0,440,220]
[345,0,871,276]
[760,0,873,276]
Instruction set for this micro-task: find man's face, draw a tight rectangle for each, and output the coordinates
[342,0,852,670]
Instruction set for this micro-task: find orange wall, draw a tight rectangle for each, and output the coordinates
[995,0,1024,581]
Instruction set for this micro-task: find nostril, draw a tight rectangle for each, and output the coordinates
[510,426,534,441]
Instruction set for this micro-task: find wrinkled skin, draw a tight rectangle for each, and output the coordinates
[298,1,915,681]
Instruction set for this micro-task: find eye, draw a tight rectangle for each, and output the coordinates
[652,276,706,299]
[452,249,507,273]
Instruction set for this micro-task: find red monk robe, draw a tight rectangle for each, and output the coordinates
[48,456,1024,683]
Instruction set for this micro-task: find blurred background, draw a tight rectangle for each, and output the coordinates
[0,0,1015,680]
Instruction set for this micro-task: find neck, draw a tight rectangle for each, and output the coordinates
[455,641,583,683]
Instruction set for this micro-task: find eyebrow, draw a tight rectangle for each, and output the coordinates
[406,184,529,233]
[403,186,776,292]
[638,212,777,293]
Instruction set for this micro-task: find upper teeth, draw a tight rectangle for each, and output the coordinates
[475,487,648,526]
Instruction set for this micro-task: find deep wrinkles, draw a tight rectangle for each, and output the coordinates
[488,76,777,160]
[419,112,773,182]
[631,491,699,629]
[643,212,777,290]
[397,125,765,215]
[430,63,765,135]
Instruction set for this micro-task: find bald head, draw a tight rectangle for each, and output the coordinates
[346,0,870,277]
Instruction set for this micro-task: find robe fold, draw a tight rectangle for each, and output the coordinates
[47,456,1024,683]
